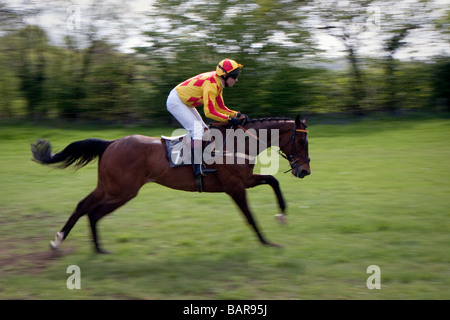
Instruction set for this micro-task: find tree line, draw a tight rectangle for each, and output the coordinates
[0,0,448,124]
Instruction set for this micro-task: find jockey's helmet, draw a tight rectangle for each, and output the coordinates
[216,59,243,78]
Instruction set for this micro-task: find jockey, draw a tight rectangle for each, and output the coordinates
[166,58,248,178]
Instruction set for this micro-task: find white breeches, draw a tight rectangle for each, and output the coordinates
[166,88,208,141]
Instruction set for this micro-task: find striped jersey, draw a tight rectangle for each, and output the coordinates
[175,71,238,122]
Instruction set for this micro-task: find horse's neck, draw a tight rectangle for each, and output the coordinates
[246,120,294,149]
[210,120,294,155]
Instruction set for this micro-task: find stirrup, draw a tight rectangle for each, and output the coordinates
[193,163,217,177]
[193,163,217,193]
[201,165,217,175]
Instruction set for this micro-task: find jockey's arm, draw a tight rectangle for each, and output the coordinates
[202,86,238,122]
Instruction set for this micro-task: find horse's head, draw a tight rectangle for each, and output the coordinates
[279,115,311,179]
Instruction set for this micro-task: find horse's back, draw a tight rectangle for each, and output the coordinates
[102,135,161,160]
[98,135,167,190]
[117,134,161,146]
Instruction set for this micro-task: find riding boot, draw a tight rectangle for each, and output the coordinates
[191,143,217,177]
[191,141,216,193]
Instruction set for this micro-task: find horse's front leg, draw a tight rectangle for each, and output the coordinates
[247,174,287,224]
[228,188,281,247]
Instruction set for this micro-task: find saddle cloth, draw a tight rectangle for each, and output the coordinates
[161,134,191,168]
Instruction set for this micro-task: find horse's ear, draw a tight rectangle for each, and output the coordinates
[295,114,301,126]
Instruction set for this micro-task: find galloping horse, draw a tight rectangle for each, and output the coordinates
[31,115,310,253]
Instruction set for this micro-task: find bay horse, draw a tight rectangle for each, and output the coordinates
[30,115,310,253]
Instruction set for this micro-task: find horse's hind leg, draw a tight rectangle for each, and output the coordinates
[87,201,129,254]
[50,190,103,250]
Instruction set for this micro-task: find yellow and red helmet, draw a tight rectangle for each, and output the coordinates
[216,59,243,77]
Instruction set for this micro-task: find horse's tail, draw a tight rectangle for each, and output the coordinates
[31,138,114,169]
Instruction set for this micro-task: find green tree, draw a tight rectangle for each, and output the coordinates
[311,0,376,113]
[0,53,22,117]
[46,37,86,119]
[432,57,450,112]
[377,0,444,112]
[80,40,135,121]
[383,25,417,111]
[14,26,49,117]
[137,0,314,120]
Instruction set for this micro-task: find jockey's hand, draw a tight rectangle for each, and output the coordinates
[237,113,249,126]
[228,116,240,126]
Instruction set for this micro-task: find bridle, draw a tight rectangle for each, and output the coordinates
[234,122,310,174]
[278,125,310,174]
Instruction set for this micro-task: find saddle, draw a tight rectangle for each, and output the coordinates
[161,134,216,193]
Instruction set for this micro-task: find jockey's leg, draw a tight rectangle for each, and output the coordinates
[167,89,216,181]
[191,137,217,177]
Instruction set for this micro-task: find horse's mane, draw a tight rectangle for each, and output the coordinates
[246,117,292,124]
[209,117,293,129]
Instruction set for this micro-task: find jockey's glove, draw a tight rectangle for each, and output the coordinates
[236,113,249,125]
[228,116,240,126]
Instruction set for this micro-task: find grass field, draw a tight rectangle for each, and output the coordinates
[0,116,449,300]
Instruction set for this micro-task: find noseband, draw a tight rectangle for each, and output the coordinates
[279,125,310,174]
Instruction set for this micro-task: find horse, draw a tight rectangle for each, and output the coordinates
[30,115,310,253]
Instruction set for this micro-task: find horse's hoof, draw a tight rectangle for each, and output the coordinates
[269,242,283,248]
[262,240,283,248]
[275,213,287,224]
[96,248,111,254]
[50,231,64,250]
[49,241,58,250]
[265,242,283,248]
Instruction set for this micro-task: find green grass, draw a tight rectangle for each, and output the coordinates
[0,116,449,299]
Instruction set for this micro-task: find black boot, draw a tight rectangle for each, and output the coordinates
[191,146,217,177]
[191,145,216,192]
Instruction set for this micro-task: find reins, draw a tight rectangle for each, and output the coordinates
[210,119,310,174]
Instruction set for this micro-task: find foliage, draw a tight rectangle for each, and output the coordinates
[432,57,450,112]
[0,0,448,122]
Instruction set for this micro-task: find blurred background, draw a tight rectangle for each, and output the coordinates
[0,0,449,124]
[1,1,449,300]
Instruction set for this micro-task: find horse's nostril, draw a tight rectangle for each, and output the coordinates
[294,169,310,178]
